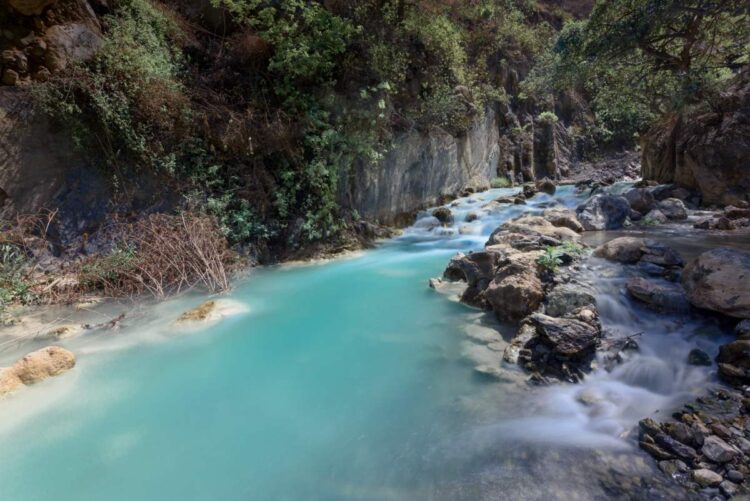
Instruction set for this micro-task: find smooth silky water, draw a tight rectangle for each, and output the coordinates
[0,186,737,500]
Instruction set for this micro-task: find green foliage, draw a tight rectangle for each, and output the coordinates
[0,244,35,311]
[78,244,138,290]
[33,0,188,172]
[491,176,512,188]
[536,241,587,272]
[537,111,559,124]
[525,1,750,146]
[537,247,564,272]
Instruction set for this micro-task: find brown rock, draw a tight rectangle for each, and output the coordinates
[0,346,75,398]
[593,237,645,263]
[542,208,584,233]
[682,248,750,318]
[484,254,544,321]
[176,301,217,323]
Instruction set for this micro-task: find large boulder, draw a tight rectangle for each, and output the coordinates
[536,177,556,195]
[624,188,656,214]
[0,346,76,397]
[484,256,544,321]
[44,22,103,73]
[576,195,630,231]
[682,248,750,319]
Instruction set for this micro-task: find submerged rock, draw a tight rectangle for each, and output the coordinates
[687,348,711,367]
[431,207,454,225]
[625,277,689,312]
[536,177,556,195]
[177,301,218,324]
[576,195,630,231]
[0,346,76,398]
[682,247,750,319]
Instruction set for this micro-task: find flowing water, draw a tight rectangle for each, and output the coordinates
[0,186,742,500]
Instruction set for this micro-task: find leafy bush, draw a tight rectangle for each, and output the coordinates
[33,0,189,172]
[0,244,35,312]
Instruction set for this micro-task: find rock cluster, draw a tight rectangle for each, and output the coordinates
[1,0,102,87]
[0,346,75,397]
[442,208,603,382]
[622,186,691,225]
[638,387,750,498]
[694,203,750,231]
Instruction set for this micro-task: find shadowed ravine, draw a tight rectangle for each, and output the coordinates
[0,186,741,500]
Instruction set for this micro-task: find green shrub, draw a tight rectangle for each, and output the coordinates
[33,0,188,172]
[0,244,35,312]
[537,111,559,124]
[491,176,511,188]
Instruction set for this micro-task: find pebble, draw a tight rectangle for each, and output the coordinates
[727,469,744,483]
[692,468,723,487]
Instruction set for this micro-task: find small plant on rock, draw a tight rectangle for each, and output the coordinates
[537,246,564,272]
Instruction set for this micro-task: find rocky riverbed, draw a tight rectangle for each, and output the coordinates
[434,179,750,499]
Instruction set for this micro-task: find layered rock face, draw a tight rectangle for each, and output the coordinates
[641,70,750,206]
[344,109,501,226]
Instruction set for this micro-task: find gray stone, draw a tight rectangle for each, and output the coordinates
[644,209,668,224]
[701,435,738,463]
[727,469,744,483]
[683,248,750,319]
[658,198,688,220]
[626,277,690,312]
[720,480,739,498]
[692,468,723,487]
[576,195,631,231]
[545,283,596,317]
[654,432,698,461]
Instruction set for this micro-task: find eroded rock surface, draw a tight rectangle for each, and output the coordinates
[0,346,75,397]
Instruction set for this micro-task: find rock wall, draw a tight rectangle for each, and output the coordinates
[342,91,589,226]
[341,109,501,225]
[641,70,750,206]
